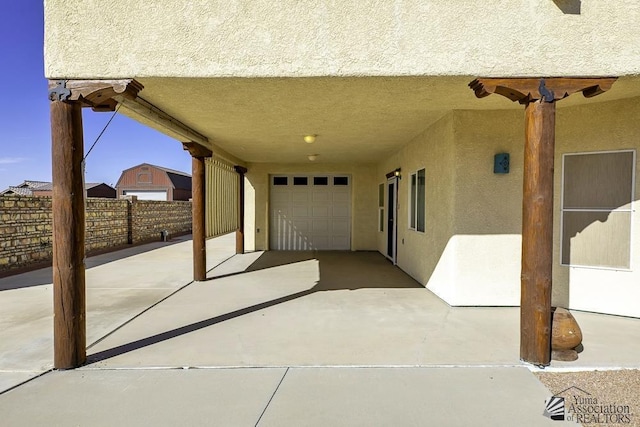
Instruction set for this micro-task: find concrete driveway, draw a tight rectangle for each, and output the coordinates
[1,233,639,426]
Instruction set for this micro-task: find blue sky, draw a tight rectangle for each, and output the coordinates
[0,2,192,191]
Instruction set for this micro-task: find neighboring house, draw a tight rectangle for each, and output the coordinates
[1,180,116,198]
[115,163,192,201]
[44,0,640,323]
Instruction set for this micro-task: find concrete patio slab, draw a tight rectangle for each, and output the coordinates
[0,233,236,391]
[259,367,571,427]
[84,252,524,368]
[0,371,44,394]
[0,368,287,427]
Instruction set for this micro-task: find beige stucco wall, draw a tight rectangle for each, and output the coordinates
[553,97,640,318]
[448,109,524,306]
[45,0,640,78]
[245,163,377,251]
[376,97,640,317]
[377,113,456,300]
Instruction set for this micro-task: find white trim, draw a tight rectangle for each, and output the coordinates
[386,176,398,264]
[408,167,426,233]
[560,149,636,270]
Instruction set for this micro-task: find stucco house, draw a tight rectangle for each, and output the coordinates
[115,163,192,201]
[43,1,640,368]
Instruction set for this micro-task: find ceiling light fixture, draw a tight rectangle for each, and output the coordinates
[304,134,316,144]
[308,154,319,161]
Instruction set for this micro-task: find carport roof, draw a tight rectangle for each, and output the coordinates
[119,75,640,165]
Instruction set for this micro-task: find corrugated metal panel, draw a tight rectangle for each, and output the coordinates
[205,158,239,238]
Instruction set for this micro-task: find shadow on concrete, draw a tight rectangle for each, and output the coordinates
[86,250,421,364]
[552,0,581,14]
[0,236,189,292]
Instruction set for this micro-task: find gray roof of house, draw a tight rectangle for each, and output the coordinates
[1,181,112,196]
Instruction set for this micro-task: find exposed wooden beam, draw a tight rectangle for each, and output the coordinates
[116,95,210,146]
[469,77,617,104]
[51,99,86,369]
[48,79,143,111]
[468,77,616,366]
[183,142,213,159]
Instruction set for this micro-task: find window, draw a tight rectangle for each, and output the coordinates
[561,150,635,269]
[333,176,349,186]
[273,176,288,186]
[293,177,308,186]
[378,183,384,232]
[137,173,152,184]
[313,177,328,186]
[409,168,426,232]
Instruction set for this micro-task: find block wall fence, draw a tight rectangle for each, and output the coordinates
[0,196,192,274]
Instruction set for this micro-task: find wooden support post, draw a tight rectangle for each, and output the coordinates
[192,156,207,281]
[183,142,212,282]
[468,77,617,366]
[51,100,86,369]
[234,166,248,254]
[521,99,556,365]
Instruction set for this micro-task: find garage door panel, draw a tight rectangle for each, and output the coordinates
[332,192,350,202]
[292,206,310,217]
[292,220,310,232]
[312,219,329,233]
[292,192,310,203]
[271,192,291,203]
[312,192,330,202]
[332,219,350,234]
[123,190,167,201]
[312,236,330,250]
[311,206,330,217]
[270,174,350,250]
[332,205,349,217]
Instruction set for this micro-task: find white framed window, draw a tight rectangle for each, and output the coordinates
[560,150,635,270]
[409,168,426,232]
[378,183,385,232]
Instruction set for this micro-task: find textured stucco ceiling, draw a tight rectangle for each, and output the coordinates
[127,76,640,164]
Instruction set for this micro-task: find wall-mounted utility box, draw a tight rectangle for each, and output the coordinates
[494,153,510,174]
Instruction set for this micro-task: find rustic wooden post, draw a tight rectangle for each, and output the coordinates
[521,98,556,365]
[469,77,616,365]
[50,98,86,369]
[47,79,144,369]
[234,166,248,254]
[184,142,213,281]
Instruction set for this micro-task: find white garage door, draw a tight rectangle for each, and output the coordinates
[270,175,351,250]
[123,190,167,201]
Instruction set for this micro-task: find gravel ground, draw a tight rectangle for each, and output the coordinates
[535,370,640,426]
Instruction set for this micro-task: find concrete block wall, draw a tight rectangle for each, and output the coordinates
[85,198,130,251]
[0,196,192,274]
[129,200,192,244]
[0,196,53,269]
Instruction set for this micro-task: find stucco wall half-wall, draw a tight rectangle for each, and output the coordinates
[379,97,640,317]
[377,113,456,301]
[45,0,640,79]
[553,97,640,318]
[246,163,377,251]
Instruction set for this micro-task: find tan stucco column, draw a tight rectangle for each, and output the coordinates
[469,77,616,366]
[184,143,213,281]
